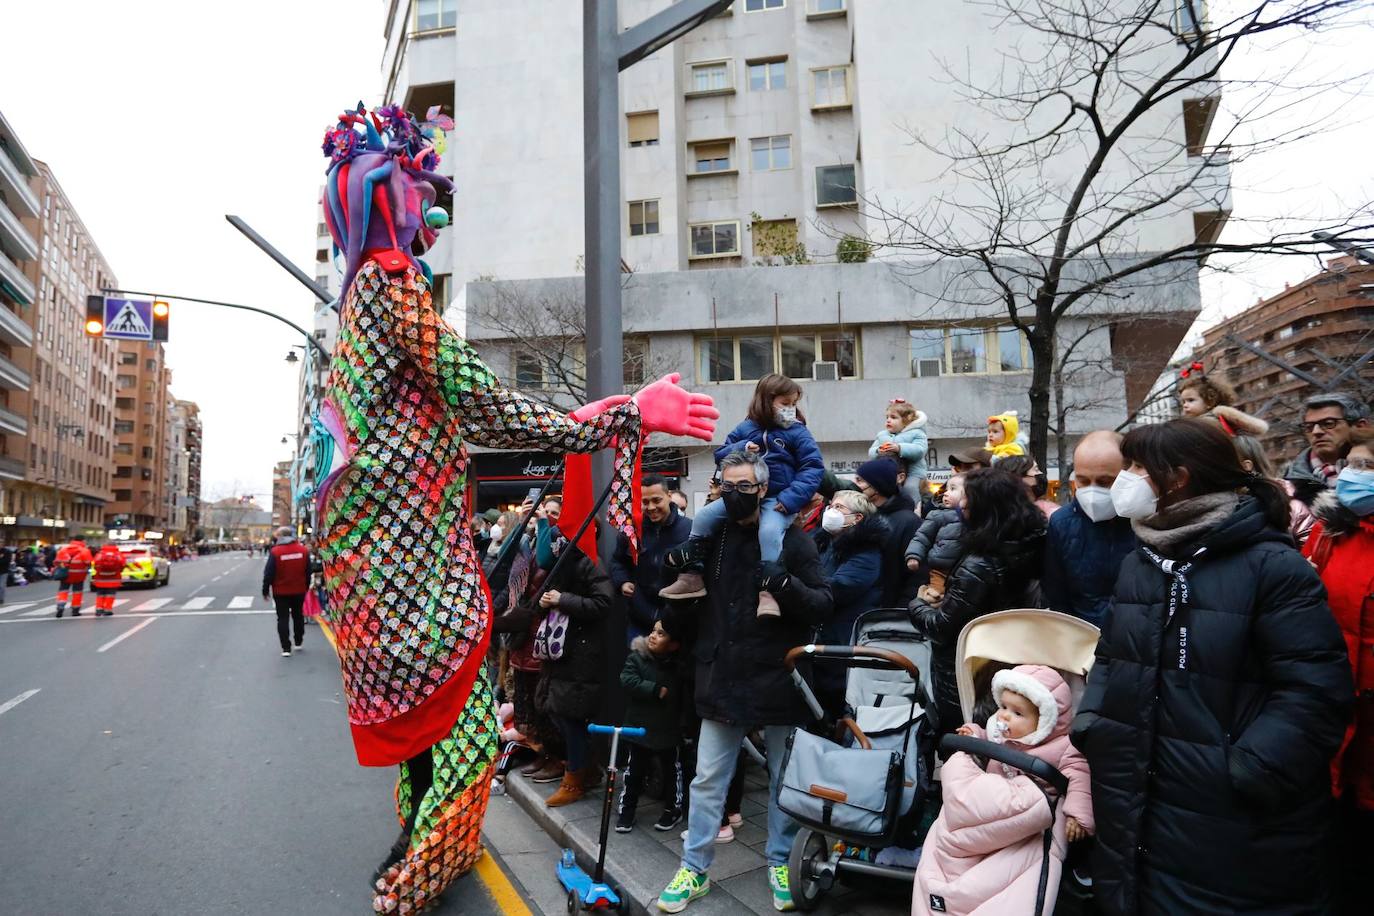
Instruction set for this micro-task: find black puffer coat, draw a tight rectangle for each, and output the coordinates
[694,521,833,726]
[908,530,1044,734]
[903,507,963,572]
[534,550,614,721]
[1071,498,1353,915]
[876,492,921,607]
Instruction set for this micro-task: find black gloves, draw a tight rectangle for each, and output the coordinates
[756,561,791,594]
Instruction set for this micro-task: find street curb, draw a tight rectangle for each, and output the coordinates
[504,773,656,916]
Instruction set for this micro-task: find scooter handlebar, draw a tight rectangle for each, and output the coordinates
[587,724,647,738]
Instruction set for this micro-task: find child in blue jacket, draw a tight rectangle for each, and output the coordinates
[659,374,824,617]
[868,397,929,501]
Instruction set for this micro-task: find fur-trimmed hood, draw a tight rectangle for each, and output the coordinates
[991,664,1072,747]
[903,411,928,432]
[1309,488,1363,537]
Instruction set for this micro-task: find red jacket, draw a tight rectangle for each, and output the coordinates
[1304,499,1374,810]
[263,539,310,597]
[92,547,125,589]
[55,540,93,583]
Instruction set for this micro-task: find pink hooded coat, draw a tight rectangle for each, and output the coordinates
[913,665,1093,916]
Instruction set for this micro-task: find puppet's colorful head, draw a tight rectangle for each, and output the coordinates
[321,102,455,300]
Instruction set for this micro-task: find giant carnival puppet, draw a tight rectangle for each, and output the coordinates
[313,103,718,912]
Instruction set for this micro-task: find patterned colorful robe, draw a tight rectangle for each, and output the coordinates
[316,258,641,912]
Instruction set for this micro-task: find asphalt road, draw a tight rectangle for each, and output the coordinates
[0,551,537,915]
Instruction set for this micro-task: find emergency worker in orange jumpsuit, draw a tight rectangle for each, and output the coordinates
[91,544,125,617]
[54,535,93,618]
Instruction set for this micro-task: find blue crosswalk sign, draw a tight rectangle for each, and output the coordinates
[103,298,153,340]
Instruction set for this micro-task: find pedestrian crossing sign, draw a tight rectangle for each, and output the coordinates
[103,297,153,340]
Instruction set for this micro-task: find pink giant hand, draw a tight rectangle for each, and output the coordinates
[568,394,632,423]
[633,373,719,441]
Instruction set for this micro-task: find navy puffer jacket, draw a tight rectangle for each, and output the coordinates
[713,419,825,514]
[1041,500,1136,629]
[1071,497,1352,915]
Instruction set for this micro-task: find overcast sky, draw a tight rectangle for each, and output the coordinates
[1,1,1369,506]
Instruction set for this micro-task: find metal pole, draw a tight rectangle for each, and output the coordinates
[225,215,336,304]
[101,288,331,362]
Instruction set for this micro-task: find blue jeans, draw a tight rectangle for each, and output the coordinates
[689,496,793,565]
[681,720,798,872]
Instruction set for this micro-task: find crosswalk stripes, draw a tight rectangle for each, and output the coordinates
[0,602,38,616]
[0,594,267,621]
[227,596,254,609]
[179,597,214,610]
[20,604,56,618]
[128,598,173,612]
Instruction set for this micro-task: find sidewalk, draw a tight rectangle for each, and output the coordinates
[503,761,910,915]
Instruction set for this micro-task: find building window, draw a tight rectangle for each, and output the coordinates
[752,218,800,261]
[745,0,785,10]
[627,111,659,147]
[811,65,852,109]
[816,164,857,207]
[623,338,648,388]
[1175,1,1204,35]
[687,60,733,96]
[690,139,734,175]
[119,351,137,365]
[114,420,134,434]
[809,0,846,15]
[415,0,457,32]
[514,352,543,388]
[689,221,741,259]
[908,326,1032,377]
[431,273,450,309]
[116,374,136,389]
[628,200,660,236]
[750,135,792,171]
[747,60,787,91]
[698,331,858,383]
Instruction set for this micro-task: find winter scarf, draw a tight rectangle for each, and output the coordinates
[1131,491,1238,556]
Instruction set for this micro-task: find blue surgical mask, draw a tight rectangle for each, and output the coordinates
[1335,467,1374,516]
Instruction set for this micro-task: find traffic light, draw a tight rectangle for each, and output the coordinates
[152,300,169,341]
[84,295,104,336]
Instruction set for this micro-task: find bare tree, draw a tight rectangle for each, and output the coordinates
[861,0,1374,467]
[469,278,665,407]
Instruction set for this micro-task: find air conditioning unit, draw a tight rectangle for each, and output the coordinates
[812,361,840,381]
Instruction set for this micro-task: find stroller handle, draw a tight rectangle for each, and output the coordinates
[939,734,1069,796]
[588,724,646,737]
[784,644,921,680]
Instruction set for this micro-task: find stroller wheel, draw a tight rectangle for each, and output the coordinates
[787,828,833,911]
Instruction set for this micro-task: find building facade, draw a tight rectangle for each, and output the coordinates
[108,339,171,536]
[0,109,39,540]
[10,159,119,544]
[165,399,199,543]
[271,459,292,528]
[380,0,1222,503]
[179,399,203,540]
[1198,255,1374,465]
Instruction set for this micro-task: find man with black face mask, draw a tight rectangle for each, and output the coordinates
[656,449,833,913]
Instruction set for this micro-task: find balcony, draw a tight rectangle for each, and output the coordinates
[0,143,40,218]
[0,454,24,480]
[0,246,35,306]
[0,199,37,263]
[0,351,31,391]
[0,301,32,348]
[0,403,26,436]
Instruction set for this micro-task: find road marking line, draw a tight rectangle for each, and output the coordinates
[0,602,38,616]
[180,597,214,610]
[130,598,172,612]
[227,596,254,608]
[0,609,276,624]
[474,850,533,916]
[0,689,40,717]
[97,617,157,653]
[318,618,339,655]
[21,604,57,617]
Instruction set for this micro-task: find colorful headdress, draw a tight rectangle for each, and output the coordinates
[320,102,456,303]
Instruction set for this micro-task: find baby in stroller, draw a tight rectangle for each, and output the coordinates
[914,664,1093,916]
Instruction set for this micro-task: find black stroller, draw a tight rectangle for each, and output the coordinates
[778,608,938,911]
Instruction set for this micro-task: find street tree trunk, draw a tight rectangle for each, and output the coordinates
[1027,326,1055,472]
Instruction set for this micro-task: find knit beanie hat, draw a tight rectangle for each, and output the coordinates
[856,457,901,498]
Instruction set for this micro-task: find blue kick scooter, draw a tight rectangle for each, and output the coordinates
[556,723,645,912]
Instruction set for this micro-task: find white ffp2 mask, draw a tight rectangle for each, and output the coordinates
[1075,484,1118,523]
[1109,471,1158,520]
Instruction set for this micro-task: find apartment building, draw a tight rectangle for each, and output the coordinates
[380,0,1222,500]
[179,399,203,539]
[9,160,119,543]
[108,339,170,535]
[271,459,292,528]
[0,109,38,538]
[165,399,202,543]
[1199,255,1374,465]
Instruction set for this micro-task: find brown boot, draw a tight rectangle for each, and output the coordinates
[659,571,706,600]
[530,759,566,783]
[756,590,781,618]
[520,751,551,777]
[545,769,586,807]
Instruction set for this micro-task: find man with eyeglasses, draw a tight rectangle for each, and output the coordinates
[656,449,832,914]
[1284,393,1372,507]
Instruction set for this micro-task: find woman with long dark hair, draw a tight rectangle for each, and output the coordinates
[1072,418,1352,915]
[909,466,1046,734]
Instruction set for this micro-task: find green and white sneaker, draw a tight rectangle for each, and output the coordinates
[769,864,795,912]
[657,866,709,913]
